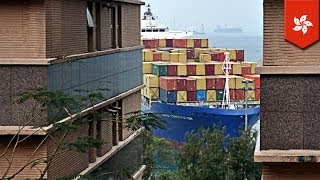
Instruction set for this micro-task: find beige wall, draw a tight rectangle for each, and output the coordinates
[0,0,46,59]
[264,0,320,66]
[0,136,47,179]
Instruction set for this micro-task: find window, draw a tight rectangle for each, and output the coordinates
[146,29,152,32]
[86,8,94,28]
[142,29,146,32]
[153,29,159,32]
[87,3,94,52]
[160,29,165,32]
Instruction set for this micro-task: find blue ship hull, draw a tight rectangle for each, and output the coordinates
[142,102,260,142]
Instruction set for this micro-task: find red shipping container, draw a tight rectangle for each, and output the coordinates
[235,90,245,101]
[244,75,260,89]
[153,52,162,61]
[187,91,197,102]
[215,77,226,89]
[187,49,195,59]
[160,77,177,91]
[194,39,201,48]
[186,78,196,91]
[206,52,218,61]
[229,89,237,101]
[166,39,174,47]
[218,52,226,62]
[255,88,260,100]
[167,64,178,76]
[205,64,214,75]
[176,77,187,91]
[173,39,187,48]
[236,50,244,61]
[242,66,251,76]
[187,64,197,76]
[143,39,159,48]
[206,76,216,90]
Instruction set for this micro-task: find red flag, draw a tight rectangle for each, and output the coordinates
[285,0,319,49]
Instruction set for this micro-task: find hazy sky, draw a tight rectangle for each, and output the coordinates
[141,0,263,36]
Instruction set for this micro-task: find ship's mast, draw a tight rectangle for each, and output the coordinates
[222,52,231,109]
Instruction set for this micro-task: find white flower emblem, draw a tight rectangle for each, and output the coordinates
[293,15,313,35]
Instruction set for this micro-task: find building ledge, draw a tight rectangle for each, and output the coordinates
[0,85,144,135]
[113,0,145,5]
[0,46,143,65]
[76,128,144,178]
[257,66,320,75]
[254,134,320,163]
[0,126,46,136]
[0,58,52,65]
[50,46,143,64]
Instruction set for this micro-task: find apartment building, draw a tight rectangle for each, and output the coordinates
[0,0,144,179]
[255,0,320,179]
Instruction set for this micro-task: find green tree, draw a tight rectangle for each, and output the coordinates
[176,127,261,180]
[225,129,261,180]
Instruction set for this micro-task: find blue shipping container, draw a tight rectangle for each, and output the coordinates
[197,90,206,102]
[160,89,177,103]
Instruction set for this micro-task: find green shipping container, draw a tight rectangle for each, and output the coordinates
[216,90,224,101]
[152,63,168,76]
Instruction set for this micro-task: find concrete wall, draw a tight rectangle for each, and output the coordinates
[261,75,320,150]
[0,65,48,126]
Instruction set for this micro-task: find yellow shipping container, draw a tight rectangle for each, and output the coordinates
[231,63,242,75]
[179,53,187,63]
[177,64,187,76]
[187,39,195,48]
[207,90,217,102]
[190,76,206,90]
[213,62,224,75]
[177,91,187,103]
[201,39,209,48]
[244,78,255,90]
[144,87,159,100]
[196,64,206,75]
[170,53,179,62]
[235,76,245,89]
[246,90,255,101]
[143,50,153,62]
[194,48,212,58]
[241,62,257,74]
[227,49,237,60]
[159,39,166,48]
[199,54,212,62]
[143,62,153,74]
[161,52,170,61]
[144,74,159,87]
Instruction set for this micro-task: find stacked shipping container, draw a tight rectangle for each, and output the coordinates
[141,38,260,103]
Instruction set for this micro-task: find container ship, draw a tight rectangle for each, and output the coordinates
[214,25,243,33]
[141,39,260,143]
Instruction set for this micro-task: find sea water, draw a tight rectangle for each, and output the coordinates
[192,33,263,62]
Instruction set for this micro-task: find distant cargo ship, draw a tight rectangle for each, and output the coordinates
[141,4,194,39]
[214,25,243,33]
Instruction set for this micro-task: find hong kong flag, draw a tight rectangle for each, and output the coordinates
[285,0,319,49]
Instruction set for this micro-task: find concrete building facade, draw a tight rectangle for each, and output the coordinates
[0,0,144,179]
[255,0,320,179]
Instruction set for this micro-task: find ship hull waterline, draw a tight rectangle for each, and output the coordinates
[142,102,260,143]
